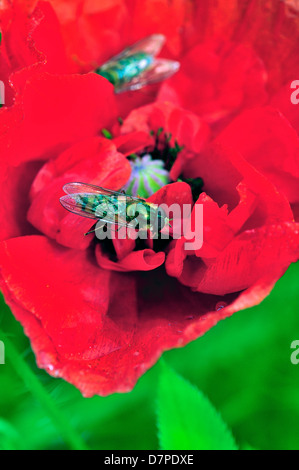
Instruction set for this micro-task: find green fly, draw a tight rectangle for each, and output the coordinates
[60,182,171,237]
[95,34,180,93]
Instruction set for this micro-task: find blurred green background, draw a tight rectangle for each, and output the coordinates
[0,261,298,450]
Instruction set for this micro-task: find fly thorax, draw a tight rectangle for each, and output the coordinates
[126,202,148,220]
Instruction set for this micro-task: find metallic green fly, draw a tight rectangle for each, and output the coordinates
[95,34,180,93]
[60,182,171,237]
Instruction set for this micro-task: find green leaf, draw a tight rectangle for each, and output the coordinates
[0,418,23,450]
[0,330,89,450]
[157,361,238,450]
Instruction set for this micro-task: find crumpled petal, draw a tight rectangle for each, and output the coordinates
[96,247,165,272]
[27,137,131,249]
[217,106,299,205]
[171,222,299,295]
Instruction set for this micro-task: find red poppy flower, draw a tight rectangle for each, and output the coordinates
[0,0,298,397]
[0,81,298,396]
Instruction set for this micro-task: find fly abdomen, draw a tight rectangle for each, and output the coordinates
[96,52,153,86]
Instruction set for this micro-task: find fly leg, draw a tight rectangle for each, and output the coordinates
[84,222,107,236]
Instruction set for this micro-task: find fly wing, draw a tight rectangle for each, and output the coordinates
[114,58,180,93]
[122,34,165,57]
[62,182,146,202]
[60,193,134,228]
[103,34,165,65]
[60,194,100,219]
[63,182,121,196]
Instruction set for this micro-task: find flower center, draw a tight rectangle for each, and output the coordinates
[123,154,170,198]
[120,128,204,200]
